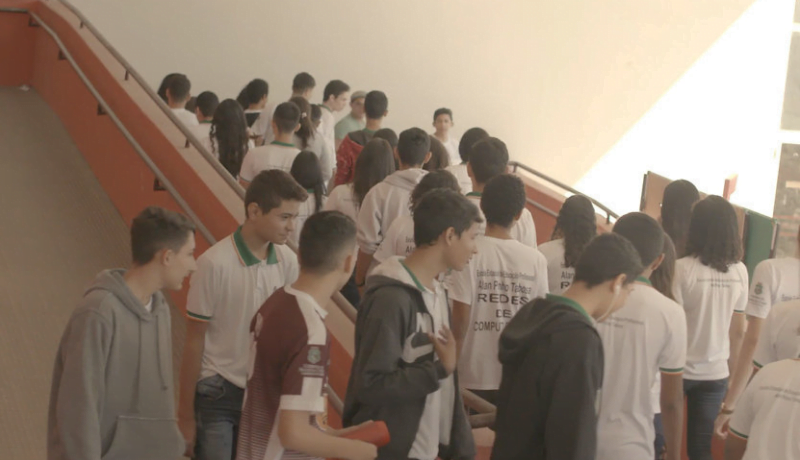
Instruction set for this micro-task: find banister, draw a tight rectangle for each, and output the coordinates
[510,160,619,223]
[56,0,246,201]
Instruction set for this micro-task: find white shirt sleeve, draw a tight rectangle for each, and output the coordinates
[251,105,273,138]
[735,264,750,314]
[746,261,774,318]
[728,368,761,440]
[356,188,383,255]
[753,308,777,368]
[239,151,256,182]
[672,261,685,306]
[659,303,688,373]
[447,263,474,305]
[535,251,549,296]
[373,219,402,264]
[511,209,538,248]
[319,137,334,186]
[186,256,219,322]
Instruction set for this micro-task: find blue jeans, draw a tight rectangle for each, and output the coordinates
[194,374,245,460]
[683,378,727,460]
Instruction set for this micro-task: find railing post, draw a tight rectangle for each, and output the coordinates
[124,70,130,81]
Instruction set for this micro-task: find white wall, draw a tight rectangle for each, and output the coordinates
[69,0,784,214]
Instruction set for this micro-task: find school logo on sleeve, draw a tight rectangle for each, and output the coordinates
[308,347,321,364]
[755,282,763,295]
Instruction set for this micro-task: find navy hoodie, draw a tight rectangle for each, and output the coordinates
[491,294,604,460]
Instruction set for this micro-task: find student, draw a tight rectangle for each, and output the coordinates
[335,90,367,149]
[446,127,488,195]
[432,108,460,167]
[343,189,480,460]
[660,179,700,258]
[355,128,431,287]
[311,104,323,130]
[204,99,250,178]
[291,96,334,185]
[538,195,597,295]
[251,72,316,145]
[165,73,198,128]
[373,169,461,264]
[289,151,326,247]
[673,195,748,460]
[239,102,302,187]
[236,78,269,127]
[334,90,389,187]
[194,90,219,139]
[424,135,451,171]
[320,80,351,154]
[236,211,378,460]
[596,213,687,460]
[715,228,800,436]
[491,233,643,460]
[466,137,538,248]
[449,174,549,405]
[48,206,197,460]
[157,72,181,102]
[178,170,307,460]
[324,139,396,307]
[724,358,800,460]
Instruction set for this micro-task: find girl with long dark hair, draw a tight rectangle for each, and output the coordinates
[661,179,700,258]
[203,99,250,178]
[289,96,333,186]
[289,151,326,247]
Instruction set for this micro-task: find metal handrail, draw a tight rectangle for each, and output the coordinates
[56,0,245,200]
[510,160,619,223]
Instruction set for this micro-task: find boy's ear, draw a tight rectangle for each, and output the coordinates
[423,151,432,165]
[514,209,523,222]
[650,253,666,272]
[383,110,389,118]
[467,162,474,179]
[294,122,301,133]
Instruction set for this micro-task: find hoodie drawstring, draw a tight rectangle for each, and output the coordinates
[156,312,168,390]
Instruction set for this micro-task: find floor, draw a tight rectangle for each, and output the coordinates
[0,85,186,459]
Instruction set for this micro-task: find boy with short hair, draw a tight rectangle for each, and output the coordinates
[237,78,269,127]
[467,137,537,248]
[48,207,197,460]
[239,102,302,187]
[320,80,351,153]
[252,72,316,144]
[334,90,389,186]
[449,174,549,405]
[491,233,644,460]
[343,189,480,460]
[447,127,488,195]
[596,212,687,460]
[178,170,307,460]
[335,90,367,149]
[166,73,198,127]
[432,108,460,167]
[236,211,378,460]
[194,91,219,139]
[354,127,431,288]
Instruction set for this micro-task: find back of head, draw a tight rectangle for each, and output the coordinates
[661,179,700,256]
[433,108,453,123]
[291,151,324,212]
[299,211,356,275]
[413,189,483,247]
[244,169,308,218]
[554,195,597,268]
[352,138,396,206]
[244,78,268,106]
[196,91,220,118]
[469,137,508,184]
[364,91,388,119]
[612,212,665,267]
[323,80,351,102]
[410,169,460,211]
[289,96,314,148]
[650,234,677,300]
[131,206,195,266]
[424,136,450,171]
[458,127,489,163]
[685,195,742,272]
[273,101,301,134]
[292,72,316,93]
[311,104,322,125]
[166,74,191,104]
[397,127,431,166]
[574,233,644,288]
[373,128,398,148]
[157,73,182,102]
[482,174,526,228]
[211,99,249,176]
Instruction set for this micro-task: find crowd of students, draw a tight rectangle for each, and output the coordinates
[44,70,800,460]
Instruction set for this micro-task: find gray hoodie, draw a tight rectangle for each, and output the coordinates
[47,269,184,460]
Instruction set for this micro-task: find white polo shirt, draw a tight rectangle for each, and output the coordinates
[186,227,299,388]
[746,257,800,319]
[728,359,800,460]
[171,107,199,128]
[251,102,276,142]
[447,236,548,390]
[239,141,301,183]
[537,239,575,295]
[373,214,415,264]
[596,278,687,460]
[323,183,359,223]
[318,105,336,157]
[289,193,326,248]
[674,256,749,380]
[753,299,800,369]
[445,163,472,195]
[466,193,537,249]
[433,134,460,167]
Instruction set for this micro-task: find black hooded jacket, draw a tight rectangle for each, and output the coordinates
[491,294,604,460]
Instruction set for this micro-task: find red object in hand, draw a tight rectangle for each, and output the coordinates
[341,421,390,447]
